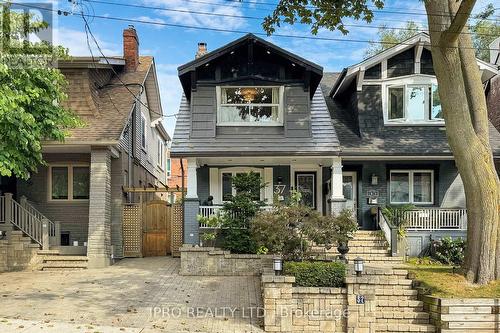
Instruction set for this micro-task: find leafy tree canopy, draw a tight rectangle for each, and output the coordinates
[365,21,421,57]
[0,4,81,179]
[471,4,500,62]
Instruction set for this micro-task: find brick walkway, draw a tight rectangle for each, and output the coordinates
[0,257,264,333]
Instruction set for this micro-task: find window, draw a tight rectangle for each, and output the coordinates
[390,170,434,204]
[166,158,172,177]
[220,168,262,201]
[157,139,165,170]
[217,86,283,126]
[140,114,147,149]
[387,84,442,123]
[49,165,90,201]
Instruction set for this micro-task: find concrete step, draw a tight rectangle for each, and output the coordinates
[42,261,88,269]
[376,311,430,321]
[377,300,425,311]
[42,256,88,262]
[42,267,87,271]
[41,255,88,271]
[38,249,60,255]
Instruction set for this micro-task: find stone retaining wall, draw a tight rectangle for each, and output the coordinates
[421,295,500,332]
[179,245,274,276]
[0,231,41,272]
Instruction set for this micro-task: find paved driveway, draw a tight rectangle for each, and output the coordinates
[0,257,264,333]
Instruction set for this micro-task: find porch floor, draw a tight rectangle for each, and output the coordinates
[0,257,263,333]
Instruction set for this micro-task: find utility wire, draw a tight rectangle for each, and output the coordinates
[5,1,500,52]
[82,0,500,38]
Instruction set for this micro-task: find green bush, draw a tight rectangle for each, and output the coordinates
[283,261,346,287]
[431,237,466,266]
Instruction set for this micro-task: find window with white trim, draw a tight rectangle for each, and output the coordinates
[387,84,442,123]
[389,170,434,204]
[157,139,165,170]
[49,165,90,201]
[140,114,147,149]
[220,168,262,201]
[217,86,283,126]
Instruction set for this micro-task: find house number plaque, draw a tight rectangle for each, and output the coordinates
[356,295,365,304]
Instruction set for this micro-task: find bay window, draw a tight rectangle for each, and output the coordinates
[217,86,283,126]
[387,84,442,123]
[49,165,90,201]
[390,170,434,204]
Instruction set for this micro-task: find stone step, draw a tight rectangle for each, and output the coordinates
[376,311,429,320]
[42,256,88,262]
[42,267,87,271]
[377,300,425,311]
[38,249,60,255]
[42,261,88,268]
[374,323,435,332]
[375,289,419,297]
[348,240,388,246]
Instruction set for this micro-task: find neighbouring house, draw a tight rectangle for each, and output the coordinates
[166,158,187,204]
[171,33,500,256]
[0,26,170,268]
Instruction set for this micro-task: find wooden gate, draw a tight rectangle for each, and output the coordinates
[142,200,171,257]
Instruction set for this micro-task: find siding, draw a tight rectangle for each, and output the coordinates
[284,86,311,138]
[16,154,91,245]
[191,86,216,138]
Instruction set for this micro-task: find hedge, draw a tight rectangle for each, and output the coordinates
[283,261,346,287]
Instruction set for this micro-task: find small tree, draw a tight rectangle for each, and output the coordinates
[220,172,264,253]
[382,204,415,238]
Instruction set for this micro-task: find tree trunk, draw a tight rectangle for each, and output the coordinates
[425,0,499,284]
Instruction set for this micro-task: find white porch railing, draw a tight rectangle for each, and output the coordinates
[405,208,467,231]
[199,205,273,228]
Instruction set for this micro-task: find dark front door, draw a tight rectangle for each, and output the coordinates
[295,172,316,209]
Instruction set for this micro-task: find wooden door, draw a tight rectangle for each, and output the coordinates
[142,200,171,257]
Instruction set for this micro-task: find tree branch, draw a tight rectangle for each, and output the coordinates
[440,0,477,45]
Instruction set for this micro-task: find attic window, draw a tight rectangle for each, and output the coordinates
[217,86,283,126]
[386,83,443,124]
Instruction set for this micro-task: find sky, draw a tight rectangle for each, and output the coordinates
[47,0,494,136]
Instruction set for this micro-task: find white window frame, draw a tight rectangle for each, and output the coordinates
[48,163,90,202]
[219,167,264,202]
[382,75,444,126]
[216,86,284,126]
[166,158,172,178]
[140,113,147,150]
[157,139,165,170]
[389,169,434,205]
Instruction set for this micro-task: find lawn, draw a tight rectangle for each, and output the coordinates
[406,257,500,298]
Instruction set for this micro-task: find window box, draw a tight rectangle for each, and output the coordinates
[389,170,434,205]
[216,86,284,126]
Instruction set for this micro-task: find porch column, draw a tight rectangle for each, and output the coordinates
[87,148,112,268]
[183,157,199,245]
[330,157,346,215]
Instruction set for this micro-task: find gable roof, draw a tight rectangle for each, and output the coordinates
[321,72,500,157]
[171,86,340,157]
[331,32,499,98]
[55,56,160,144]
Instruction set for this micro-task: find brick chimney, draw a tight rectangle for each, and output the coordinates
[195,42,207,59]
[123,25,139,71]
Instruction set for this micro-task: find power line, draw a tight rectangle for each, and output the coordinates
[5,1,499,52]
[82,0,500,38]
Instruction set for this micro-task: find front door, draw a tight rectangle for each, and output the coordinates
[342,172,357,218]
[143,200,171,257]
[295,172,316,209]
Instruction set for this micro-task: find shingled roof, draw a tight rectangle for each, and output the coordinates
[53,56,158,144]
[321,72,500,157]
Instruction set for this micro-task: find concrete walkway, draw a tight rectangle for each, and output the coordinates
[0,257,264,333]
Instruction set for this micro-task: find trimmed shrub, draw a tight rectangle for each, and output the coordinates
[430,237,466,266]
[283,261,346,287]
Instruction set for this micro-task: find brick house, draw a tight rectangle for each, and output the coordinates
[0,26,170,268]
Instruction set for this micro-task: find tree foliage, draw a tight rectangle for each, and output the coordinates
[365,21,421,57]
[471,3,500,62]
[0,4,81,179]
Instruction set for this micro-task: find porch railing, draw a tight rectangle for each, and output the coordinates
[199,205,273,228]
[22,198,58,238]
[404,208,467,231]
[377,208,399,256]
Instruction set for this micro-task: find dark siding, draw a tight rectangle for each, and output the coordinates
[284,86,311,138]
[191,86,216,138]
[420,48,435,76]
[197,166,210,203]
[273,165,290,202]
[357,85,383,135]
[387,47,415,78]
[365,63,381,79]
[217,126,284,136]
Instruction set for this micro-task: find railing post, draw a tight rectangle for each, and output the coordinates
[4,193,12,230]
[19,195,27,208]
[42,218,49,250]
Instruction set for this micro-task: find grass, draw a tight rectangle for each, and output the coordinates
[406,257,500,298]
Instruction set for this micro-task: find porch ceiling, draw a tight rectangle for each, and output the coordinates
[196,156,338,166]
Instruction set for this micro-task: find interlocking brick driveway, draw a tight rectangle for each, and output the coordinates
[0,257,264,333]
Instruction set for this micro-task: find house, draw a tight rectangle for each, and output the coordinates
[166,158,187,204]
[0,26,170,269]
[171,33,500,256]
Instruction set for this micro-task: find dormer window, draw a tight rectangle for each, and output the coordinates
[216,86,283,126]
[386,82,443,124]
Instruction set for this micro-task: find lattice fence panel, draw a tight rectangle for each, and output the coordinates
[123,204,142,257]
[171,203,183,257]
